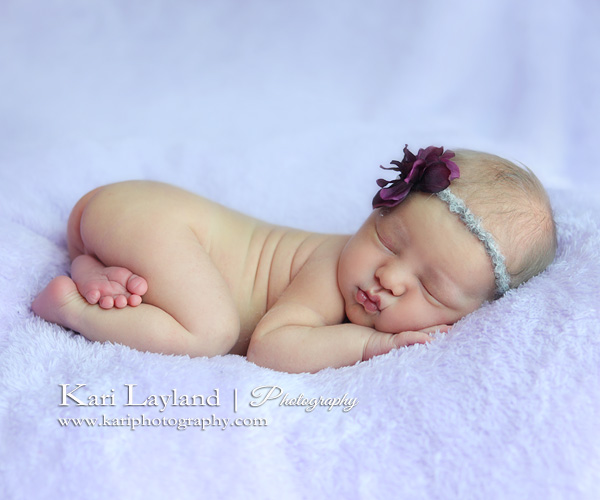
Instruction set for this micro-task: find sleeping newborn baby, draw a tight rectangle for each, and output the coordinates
[32,146,557,373]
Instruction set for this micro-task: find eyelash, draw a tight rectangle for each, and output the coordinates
[420,279,444,307]
[420,280,435,300]
[376,229,395,254]
[374,218,396,251]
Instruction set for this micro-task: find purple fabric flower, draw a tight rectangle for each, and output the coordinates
[372,145,460,209]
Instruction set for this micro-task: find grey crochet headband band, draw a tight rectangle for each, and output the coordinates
[436,188,510,297]
[372,145,510,298]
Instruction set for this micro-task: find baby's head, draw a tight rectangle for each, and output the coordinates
[338,145,556,333]
[446,149,557,292]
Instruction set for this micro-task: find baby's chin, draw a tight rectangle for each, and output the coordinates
[345,304,424,333]
[345,304,397,332]
[344,303,373,328]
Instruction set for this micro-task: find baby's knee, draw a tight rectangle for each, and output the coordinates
[188,313,241,357]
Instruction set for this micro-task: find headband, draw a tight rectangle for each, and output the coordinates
[436,188,510,297]
[373,145,510,298]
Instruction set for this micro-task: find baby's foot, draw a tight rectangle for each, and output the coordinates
[71,254,148,309]
[32,275,86,327]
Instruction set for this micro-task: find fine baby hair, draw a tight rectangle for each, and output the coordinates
[448,149,557,290]
[373,146,557,296]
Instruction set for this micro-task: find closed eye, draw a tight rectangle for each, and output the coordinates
[420,280,440,306]
[420,278,447,308]
[375,228,395,254]
[374,218,397,254]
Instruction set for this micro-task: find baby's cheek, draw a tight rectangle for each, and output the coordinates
[377,308,425,333]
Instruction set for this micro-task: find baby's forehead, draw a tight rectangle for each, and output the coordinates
[376,195,458,244]
[378,194,497,301]
[384,193,444,223]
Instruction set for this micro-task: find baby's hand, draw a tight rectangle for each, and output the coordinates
[362,324,450,361]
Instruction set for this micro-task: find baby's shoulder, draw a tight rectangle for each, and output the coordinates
[306,233,350,260]
[291,233,349,278]
[274,232,348,323]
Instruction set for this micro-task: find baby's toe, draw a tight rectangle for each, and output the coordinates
[126,275,148,296]
[84,290,101,305]
[99,296,115,309]
[128,294,142,307]
[114,295,128,309]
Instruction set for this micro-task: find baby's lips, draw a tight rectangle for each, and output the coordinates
[356,289,380,313]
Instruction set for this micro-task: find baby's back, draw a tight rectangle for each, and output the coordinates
[185,189,338,349]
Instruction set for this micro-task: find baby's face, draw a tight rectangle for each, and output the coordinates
[338,192,496,333]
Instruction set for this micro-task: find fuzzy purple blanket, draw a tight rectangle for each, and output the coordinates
[1,187,598,499]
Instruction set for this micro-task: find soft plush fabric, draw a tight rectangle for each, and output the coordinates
[1,1,599,499]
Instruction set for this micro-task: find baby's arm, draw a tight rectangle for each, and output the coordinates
[249,312,431,373]
[246,241,431,373]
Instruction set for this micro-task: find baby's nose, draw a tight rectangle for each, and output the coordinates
[375,266,407,297]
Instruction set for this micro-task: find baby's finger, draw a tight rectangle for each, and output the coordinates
[391,331,432,348]
[363,331,430,361]
[419,324,452,334]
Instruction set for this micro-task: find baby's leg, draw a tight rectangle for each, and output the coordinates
[65,186,148,309]
[33,181,240,357]
[33,276,210,356]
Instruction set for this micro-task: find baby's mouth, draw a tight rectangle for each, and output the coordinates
[356,289,380,313]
